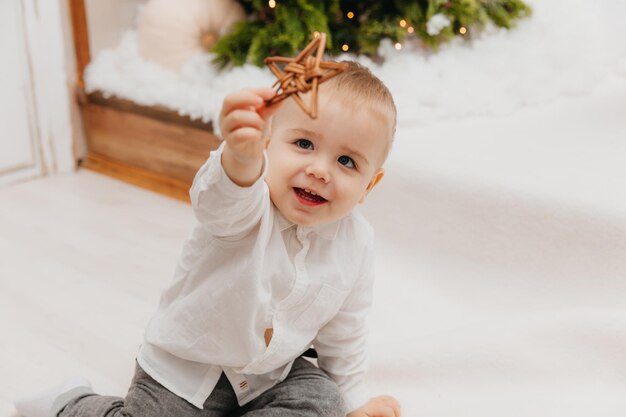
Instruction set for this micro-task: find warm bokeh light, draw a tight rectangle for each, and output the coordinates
[347,11,355,19]
[394,42,402,50]
[268,0,276,8]
[407,26,415,34]
[341,44,349,52]
[399,19,407,28]
[459,26,467,34]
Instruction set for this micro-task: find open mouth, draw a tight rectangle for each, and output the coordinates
[293,187,328,206]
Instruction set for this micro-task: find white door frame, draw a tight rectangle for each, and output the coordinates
[1,0,79,187]
[0,0,43,186]
[22,0,78,174]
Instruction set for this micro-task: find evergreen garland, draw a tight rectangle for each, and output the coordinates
[211,0,531,68]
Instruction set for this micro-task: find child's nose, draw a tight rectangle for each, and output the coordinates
[305,160,330,183]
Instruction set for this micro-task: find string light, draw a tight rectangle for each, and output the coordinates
[399,19,407,28]
[341,44,349,52]
[347,11,355,19]
[268,0,276,8]
[394,42,402,50]
[407,26,414,34]
[459,26,467,34]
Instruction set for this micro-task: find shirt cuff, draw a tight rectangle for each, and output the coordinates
[196,142,268,200]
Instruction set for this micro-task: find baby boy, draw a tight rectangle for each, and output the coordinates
[15,61,401,417]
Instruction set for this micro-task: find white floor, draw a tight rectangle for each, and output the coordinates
[2,79,626,417]
[0,171,195,416]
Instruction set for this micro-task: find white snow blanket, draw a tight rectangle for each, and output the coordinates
[79,0,626,416]
[85,0,626,130]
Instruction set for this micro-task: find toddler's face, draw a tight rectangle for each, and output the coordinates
[265,91,392,227]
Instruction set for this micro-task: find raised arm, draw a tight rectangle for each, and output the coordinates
[220,88,280,186]
[189,88,282,237]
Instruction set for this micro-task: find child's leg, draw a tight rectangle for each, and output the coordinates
[236,357,345,417]
[57,363,239,417]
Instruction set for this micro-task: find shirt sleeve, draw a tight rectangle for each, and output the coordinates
[313,242,375,414]
[189,142,269,238]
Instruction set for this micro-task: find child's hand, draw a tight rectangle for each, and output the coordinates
[219,87,280,186]
[347,395,401,417]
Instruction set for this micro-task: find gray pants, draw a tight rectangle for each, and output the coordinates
[56,357,345,417]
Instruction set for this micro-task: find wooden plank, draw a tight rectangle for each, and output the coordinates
[67,0,219,199]
[87,91,214,131]
[81,153,192,202]
[68,0,90,89]
[81,101,220,183]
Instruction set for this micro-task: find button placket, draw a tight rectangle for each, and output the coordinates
[294,228,309,277]
[278,227,310,311]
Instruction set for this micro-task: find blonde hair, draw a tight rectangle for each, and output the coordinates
[324,61,397,155]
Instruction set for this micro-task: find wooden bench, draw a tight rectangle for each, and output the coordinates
[69,0,221,202]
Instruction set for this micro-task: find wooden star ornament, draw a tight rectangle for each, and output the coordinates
[265,33,348,119]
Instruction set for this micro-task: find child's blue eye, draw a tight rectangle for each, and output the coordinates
[338,155,355,168]
[295,139,314,150]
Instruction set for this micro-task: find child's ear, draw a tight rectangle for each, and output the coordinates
[359,168,385,204]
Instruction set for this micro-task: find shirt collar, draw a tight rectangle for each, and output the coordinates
[275,210,341,240]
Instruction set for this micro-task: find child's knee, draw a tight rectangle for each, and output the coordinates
[311,377,345,417]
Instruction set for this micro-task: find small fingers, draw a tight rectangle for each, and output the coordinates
[382,405,398,417]
[258,97,284,121]
[365,405,396,417]
[226,126,263,146]
[251,87,278,101]
[220,109,265,137]
[375,396,402,417]
[220,88,276,119]
[386,400,401,417]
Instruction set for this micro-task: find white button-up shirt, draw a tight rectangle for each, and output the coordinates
[137,143,375,413]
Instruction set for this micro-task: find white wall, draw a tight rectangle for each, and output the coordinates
[85,0,146,55]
